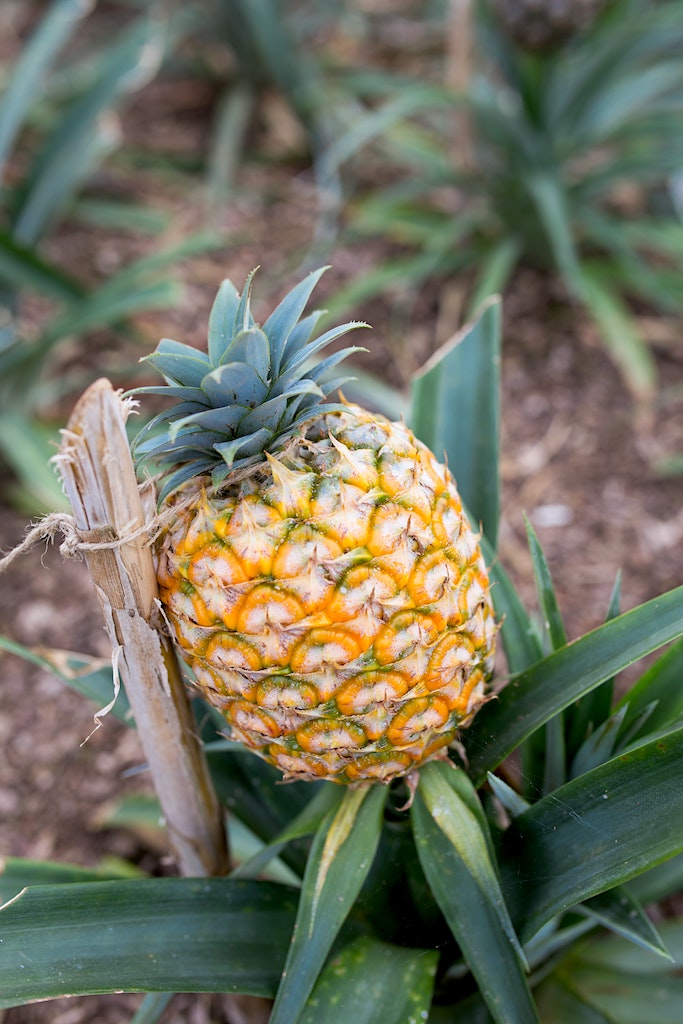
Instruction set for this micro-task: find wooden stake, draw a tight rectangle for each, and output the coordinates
[56,378,229,878]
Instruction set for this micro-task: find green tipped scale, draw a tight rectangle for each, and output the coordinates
[133,268,496,785]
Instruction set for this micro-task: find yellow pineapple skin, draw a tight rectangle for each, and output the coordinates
[157,405,496,784]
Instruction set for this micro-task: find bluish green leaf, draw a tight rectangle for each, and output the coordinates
[501,728,683,941]
[130,993,175,1024]
[299,935,438,1024]
[570,705,629,779]
[629,852,683,905]
[0,857,138,905]
[572,919,683,976]
[615,636,683,744]
[562,965,683,1024]
[207,277,241,363]
[0,0,88,177]
[580,266,657,401]
[565,572,622,760]
[0,229,84,302]
[483,538,542,674]
[411,297,501,548]
[526,174,584,298]
[487,772,530,818]
[0,878,298,1008]
[0,639,130,722]
[269,785,388,1024]
[467,237,521,316]
[578,887,670,959]
[13,15,163,245]
[525,515,567,653]
[534,977,615,1024]
[414,763,538,1024]
[464,585,683,785]
[265,266,328,373]
[229,783,342,882]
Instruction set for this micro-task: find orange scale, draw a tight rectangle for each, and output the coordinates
[386,696,451,748]
[166,585,216,629]
[424,632,476,691]
[255,676,320,711]
[271,524,343,579]
[201,585,247,632]
[336,670,410,715]
[204,632,262,672]
[409,551,460,607]
[448,668,487,718]
[289,627,361,674]
[327,565,399,623]
[431,493,464,547]
[373,544,419,589]
[236,584,304,634]
[295,718,368,754]
[366,503,414,557]
[193,660,257,701]
[326,435,380,489]
[222,499,288,577]
[280,566,336,616]
[267,745,343,780]
[416,447,449,497]
[356,705,392,742]
[225,700,281,740]
[415,730,459,765]
[447,568,488,627]
[310,478,376,548]
[343,750,413,783]
[188,542,248,588]
[373,611,442,665]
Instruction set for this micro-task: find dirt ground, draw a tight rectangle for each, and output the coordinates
[2,6,683,1022]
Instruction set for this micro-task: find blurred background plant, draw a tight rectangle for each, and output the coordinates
[325,0,683,402]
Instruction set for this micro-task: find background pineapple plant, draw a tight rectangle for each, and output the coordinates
[2,273,683,1023]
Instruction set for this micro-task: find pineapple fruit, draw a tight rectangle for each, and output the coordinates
[134,268,496,784]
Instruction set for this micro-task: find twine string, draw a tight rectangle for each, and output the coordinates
[0,511,167,575]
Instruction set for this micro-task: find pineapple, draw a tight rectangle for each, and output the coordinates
[134,268,496,784]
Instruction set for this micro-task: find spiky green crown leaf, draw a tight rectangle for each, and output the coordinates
[131,267,367,501]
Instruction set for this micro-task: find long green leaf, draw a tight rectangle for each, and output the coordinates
[500,728,683,941]
[578,887,670,959]
[464,585,683,785]
[559,964,683,1024]
[269,785,388,1024]
[13,15,162,245]
[580,266,657,401]
[0,878,298,1008]
[0,639,131,722]
[0,0,88,178]
[413,763,538,1024]
[0,857,139,905]
[410,297,501,547]
[534,977,615,1024]
[130,993,175,1024]
[299,935,438,1024]
[0,230,84,301]
[483,539,542,674]
[615,635,683,743]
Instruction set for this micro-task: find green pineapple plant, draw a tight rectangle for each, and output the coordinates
[1,269,683,1023]
[329,0,683,401]
[0,0,220,512]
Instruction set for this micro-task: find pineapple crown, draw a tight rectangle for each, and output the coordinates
[131,267,367,501]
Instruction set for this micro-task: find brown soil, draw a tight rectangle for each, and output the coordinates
[2,6,683,1022]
